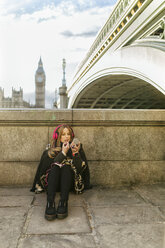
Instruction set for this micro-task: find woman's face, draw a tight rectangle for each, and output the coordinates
[60,128,71,143]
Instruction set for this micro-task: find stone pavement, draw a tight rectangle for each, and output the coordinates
[1,184,165,248]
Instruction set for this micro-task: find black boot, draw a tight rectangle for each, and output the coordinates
[45,201,56,221]
[57,200,68,219]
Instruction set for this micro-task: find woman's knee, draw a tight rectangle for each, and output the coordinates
[62,165,71,172]
[50,164,60,174]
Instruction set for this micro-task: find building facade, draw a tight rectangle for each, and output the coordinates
[0,87,30,108]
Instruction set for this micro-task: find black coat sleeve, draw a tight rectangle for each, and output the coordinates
[30,150,54,192]
[72,145,91,189]
[53,151,66,163]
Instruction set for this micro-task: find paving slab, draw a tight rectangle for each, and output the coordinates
[157,206,165,218]
[0,207,27,248]
[91,205,165,225]
[1,185,165,248]
[0,187,32,196]
[0,195,33,207]
[18,234,96,248]
[33,192,84,207]
[25,205,91,234]
[134,184,165,206]
[83,187,147,206]
[96,223,165,248]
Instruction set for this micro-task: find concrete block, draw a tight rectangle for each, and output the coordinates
[33,192,84,207]
[0,110,164,186]
[0,109,72,121]
[72,109,165,122]
[0,126,48,161]
[74,126,165,161]
[89,161,165,186]
[97,224,164,248]
[0,187,33,196]
[18,234,96,248]
[0,184,165,248]
[1,160,165,187]
[134,184,165,206]
[83,187,146,206]
[26,206,91,234]
[0,195,33,207]
[0,162,38,185]
[0,207,27,248]
[91,206,165,225]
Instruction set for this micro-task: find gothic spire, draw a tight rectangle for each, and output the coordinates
[36,57,45,74]
[38,57,43,67]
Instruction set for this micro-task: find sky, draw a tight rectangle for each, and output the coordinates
[0,0,117,107]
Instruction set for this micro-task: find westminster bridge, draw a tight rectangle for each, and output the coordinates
[68,0,165,109]
[0,0,165,188]
[0,2,165,246]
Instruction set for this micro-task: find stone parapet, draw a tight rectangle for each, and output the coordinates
[0,109,164,186]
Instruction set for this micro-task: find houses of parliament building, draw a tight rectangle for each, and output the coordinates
[0,58,47,108]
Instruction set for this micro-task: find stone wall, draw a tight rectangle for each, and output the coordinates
[0,109,165,186]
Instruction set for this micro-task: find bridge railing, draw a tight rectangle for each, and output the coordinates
[70,0,152,91]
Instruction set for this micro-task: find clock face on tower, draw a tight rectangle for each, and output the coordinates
[37,76,43,83]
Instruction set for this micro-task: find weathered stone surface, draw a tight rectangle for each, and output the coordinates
[74,126,165,161]
[0,162,38,185]
[34,192,84,207]
[83,187,146,206]
[97,224,164,248]
[91,206,165,225]
[89,161,165,186]
[0,207,27,248]
[18,234,96,248]
[0,187,32,196]
[1,160,165,187]
[0,110,165,186]
[0,195,33,207]
[0,185,165,248]
[72,109,165,122]
[134,184,165,206]
[0,109,72,121]
[26,206,91,234]
[32,192,46,206]
[158,206,165,218]
[0,126,48,161]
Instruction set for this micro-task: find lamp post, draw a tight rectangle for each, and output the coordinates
[59,58,68,108]
[62,58,66,86]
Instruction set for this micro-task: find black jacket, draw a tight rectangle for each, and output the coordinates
[30,145,91,192]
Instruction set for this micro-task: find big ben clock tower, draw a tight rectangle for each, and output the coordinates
[35,57,46,108]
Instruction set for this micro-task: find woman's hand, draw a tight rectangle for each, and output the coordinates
[62,142,70,156]
[70,141,80,155]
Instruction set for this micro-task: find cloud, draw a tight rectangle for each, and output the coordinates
[0,0,115,19]
[61,29,98,38]
[37,16,56,23]
[0,0,39,16]
[0,0,61,17]
[0,0,115,99]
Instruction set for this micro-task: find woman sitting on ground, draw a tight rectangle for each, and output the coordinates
[30,124,91,220]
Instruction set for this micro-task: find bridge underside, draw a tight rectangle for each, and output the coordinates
[72,75,165,109]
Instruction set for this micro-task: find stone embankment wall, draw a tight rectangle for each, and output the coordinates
[0,109,164,186]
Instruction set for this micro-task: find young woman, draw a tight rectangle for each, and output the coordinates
[30,124,91,220]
